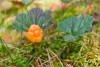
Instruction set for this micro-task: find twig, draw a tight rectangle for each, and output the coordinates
[49,49,64,67]
[64,59,74,62]
[0,58,10,63]
[35,57,40,67]
[46,48,54,67]
[6,44,17,49]
[31,64,35,67]
[38,56,44,67]
[43,56,57,64]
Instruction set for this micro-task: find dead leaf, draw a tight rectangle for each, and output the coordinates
[11,0,24,7]
[93,12,100,23]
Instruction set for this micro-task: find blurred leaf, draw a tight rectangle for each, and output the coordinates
[58,16,93,41]
[13,8,52,32]
[93,0,100,2]
[61,0,71,3]
[61,0,79,3]
[21,0,33,6]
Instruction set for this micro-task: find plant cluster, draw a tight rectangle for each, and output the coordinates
[1,0,99,67]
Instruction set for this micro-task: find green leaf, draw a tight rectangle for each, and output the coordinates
[13,14,33,32]
[73,16,93,36]
[58,16,77,33]
[28,8,43,25]
[21,0,33,6]
[28,8,52,29]
[13,8,52,32]
[58,16,93,41]
[39,10,52,29]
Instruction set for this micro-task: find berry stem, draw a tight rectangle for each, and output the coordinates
[35,42,40,48]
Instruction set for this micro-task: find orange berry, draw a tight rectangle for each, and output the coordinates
[26,24,43,43]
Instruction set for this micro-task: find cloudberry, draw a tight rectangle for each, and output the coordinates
[26,24,43,43]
